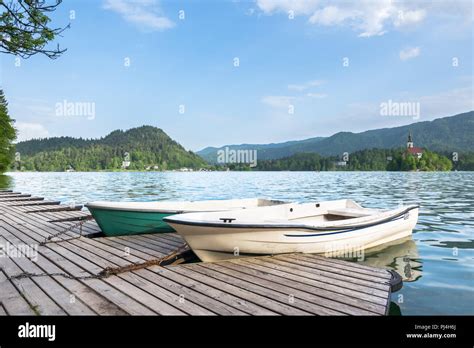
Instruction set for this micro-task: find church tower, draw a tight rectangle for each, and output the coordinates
[407,131,414,148]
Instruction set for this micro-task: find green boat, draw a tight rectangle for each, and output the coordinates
[86,198,285,236]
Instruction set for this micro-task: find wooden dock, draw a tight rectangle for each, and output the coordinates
[0,190,400,316]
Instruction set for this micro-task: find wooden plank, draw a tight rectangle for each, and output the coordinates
[0,194,31,199]
[91,237,169,260]
[0,271,36,315]
[11,201,61,206]
[116,271,214,315]
[105,234,184,259]
[26,206,83,213]
[222,259,387,313]
[275,255,391,288]
[105,235,181,257]
[120,233,182,248]
[243,256,390,296]
[6,207,130,243]
[46,211,91,221]
[235,257,388,304]
[48,216,90,223]
[0,226,126,316]
[307,254,394,275]
[162,266,277,315]
[0,236,95,315]
[43,237,193,315]
[170,265,302,315]
[139,233,185,247]
[2,197,45,203]
[180,264,322,315]
[144,266,268,315]
[43,243,158,315]
[287,253,392,279]
[0,216,158,315]
[5,208,148,266]
[155,233,187,245]
[197,263,361,315]
[1,209,77,242]
[2,208,90,241]
[0,250,66,315]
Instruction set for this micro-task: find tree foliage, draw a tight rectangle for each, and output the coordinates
[13,126,207,171]
[0,89,16,173]
[387,150,452,171]
[451,152,474,171]
[0,0,67,59]
[225,148,457,172]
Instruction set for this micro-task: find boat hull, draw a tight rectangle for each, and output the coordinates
[89,208,175,236]
[166,207,419,262]
[86,198,285,236]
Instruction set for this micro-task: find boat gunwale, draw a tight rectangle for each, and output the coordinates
[86,205,188,214]
[164,205,419,233]
[85,198,286,214]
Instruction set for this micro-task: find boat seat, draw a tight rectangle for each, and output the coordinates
[327,208,376,218]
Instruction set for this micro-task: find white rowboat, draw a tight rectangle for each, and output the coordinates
[164,199,419,262]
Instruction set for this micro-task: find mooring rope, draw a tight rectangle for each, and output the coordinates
[39,215,95,246]
[3,243,190,281]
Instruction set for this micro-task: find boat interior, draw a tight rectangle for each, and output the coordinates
[290,208,378,223]
[256,199,287,206]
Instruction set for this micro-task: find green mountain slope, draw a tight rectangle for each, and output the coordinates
[197,111,474,161]
[14,126,207,171]
[198,137,326,163]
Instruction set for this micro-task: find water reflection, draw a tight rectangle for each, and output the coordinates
[362,237,422,282]
[436,240,474,249]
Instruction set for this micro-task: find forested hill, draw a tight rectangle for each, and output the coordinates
[198,111,474,162]
[14,126,207,171]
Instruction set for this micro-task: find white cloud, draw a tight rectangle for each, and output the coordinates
[399,46,420,60]
[262,95,296,108]
[256,0,458,37]
[393,9,426,27]
[15,122,50,142]
[309,6,358,26]
[103,0,175,31]
[288,79,324,91]
[256,0,319,15]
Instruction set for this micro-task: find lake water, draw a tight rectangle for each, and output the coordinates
[1,171,473,315]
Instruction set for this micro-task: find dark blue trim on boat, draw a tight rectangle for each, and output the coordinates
[283,214,407,237]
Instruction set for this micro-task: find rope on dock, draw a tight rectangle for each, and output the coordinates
[2,243,190,281]
[39,215,94,246]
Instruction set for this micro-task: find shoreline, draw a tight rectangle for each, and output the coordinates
[3,169,470,174]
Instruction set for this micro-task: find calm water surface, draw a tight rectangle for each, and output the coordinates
[1,171,473,315]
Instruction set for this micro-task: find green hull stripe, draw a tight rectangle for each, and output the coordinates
[89,208,176,236]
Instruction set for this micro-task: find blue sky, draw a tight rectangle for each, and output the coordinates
[1,0,473,150]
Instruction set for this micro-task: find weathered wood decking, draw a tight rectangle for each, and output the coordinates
[0,190,398,316]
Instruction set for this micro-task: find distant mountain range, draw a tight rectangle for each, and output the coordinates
[197,111,474,162]
[13,111,474,171]
[14,126,206,171]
